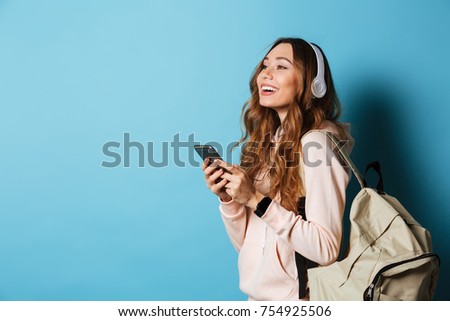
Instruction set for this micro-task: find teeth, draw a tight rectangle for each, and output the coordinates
[262,85,278,92]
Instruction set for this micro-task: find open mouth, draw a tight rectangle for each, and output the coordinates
[261,85,279,93]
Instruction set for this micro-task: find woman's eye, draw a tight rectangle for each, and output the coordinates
[277,65,287,70]
[261,65,268,70]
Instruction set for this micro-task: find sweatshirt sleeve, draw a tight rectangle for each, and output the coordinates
[219,197,248,252]
[260,131,351,266]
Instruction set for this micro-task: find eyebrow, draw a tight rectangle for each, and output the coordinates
[263,56,293,65]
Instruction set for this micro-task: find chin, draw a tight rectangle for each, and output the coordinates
[259,98,275,108]
[259,100,280,109]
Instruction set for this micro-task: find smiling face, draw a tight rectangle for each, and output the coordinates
[256,43,301,120]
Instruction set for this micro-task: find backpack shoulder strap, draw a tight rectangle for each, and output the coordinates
[295,129,365,298]
[303,129,365,189]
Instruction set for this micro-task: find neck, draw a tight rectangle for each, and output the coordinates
[274,106,289,124]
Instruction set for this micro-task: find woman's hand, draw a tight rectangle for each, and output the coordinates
[202,158,232,202]
[217,160,265,210]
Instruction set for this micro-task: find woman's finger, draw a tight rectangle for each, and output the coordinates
[223,182,235,198]
[206,168,224,186]
[216,161,247,178]
[211,177,228,194]
[201,158,210,171]
[214,160,235,172]
[220,171,239,183]
[204,162,220,176]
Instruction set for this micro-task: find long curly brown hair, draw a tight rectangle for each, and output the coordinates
[237,37,352,213]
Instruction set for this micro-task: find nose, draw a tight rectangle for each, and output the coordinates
[261,68,273,80]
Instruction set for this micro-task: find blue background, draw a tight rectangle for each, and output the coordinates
[0,0,449,300]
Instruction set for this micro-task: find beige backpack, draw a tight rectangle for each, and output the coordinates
[306,131,440,301]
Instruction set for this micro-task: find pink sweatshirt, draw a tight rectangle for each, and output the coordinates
[219,124,353,300]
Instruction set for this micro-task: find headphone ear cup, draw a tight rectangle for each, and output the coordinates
[311,78,327,98]
[308,42,327,98]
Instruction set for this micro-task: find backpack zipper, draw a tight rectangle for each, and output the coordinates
[363,253,440,301]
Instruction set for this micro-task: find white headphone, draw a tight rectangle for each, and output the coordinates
[308,42,327,98]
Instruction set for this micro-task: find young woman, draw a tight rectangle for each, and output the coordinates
[201,37,354,300]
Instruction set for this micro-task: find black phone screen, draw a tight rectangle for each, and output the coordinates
[194,145,223,164]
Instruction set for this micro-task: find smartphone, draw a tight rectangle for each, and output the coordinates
[194,145,231,179]
[194,144,223,165]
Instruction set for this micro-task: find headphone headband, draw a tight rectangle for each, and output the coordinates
[308,42,327,98]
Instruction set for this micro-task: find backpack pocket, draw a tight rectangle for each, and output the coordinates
[363,253,440,301]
